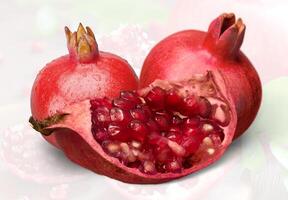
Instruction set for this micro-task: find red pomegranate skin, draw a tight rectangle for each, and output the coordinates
[140,13,262,139]
[31,24,138,148]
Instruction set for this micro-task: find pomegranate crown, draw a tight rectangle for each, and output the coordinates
[204,13,246,58]
[65,23,99,63]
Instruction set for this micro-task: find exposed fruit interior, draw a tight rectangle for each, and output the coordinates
[91,74,231,174]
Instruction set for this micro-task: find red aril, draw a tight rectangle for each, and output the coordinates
[140,13,262,139]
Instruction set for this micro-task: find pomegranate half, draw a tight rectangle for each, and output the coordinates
[140,13,262,139]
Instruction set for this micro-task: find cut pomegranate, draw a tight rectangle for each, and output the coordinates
[30,71,237,183]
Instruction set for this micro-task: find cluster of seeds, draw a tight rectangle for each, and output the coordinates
[91,87,225,174]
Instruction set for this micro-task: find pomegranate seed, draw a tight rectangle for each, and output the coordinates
[155,147,172,162]
[202,123,214,132]
[207,148,215,155]
[155,110,172,121]
[201,121,224,139]
[120,143,136,163]
[131,149,140,157]
[166,131,182,144]
[131,140,142,148]
[110,107,124,122]
[108,123,121,136]
[202,123,214,133]
[129,120,148,142]
[138,151,153,161]
[148,132,167,147]
[120,142,130,152]
[113,97,135,110]
[181,136,202,155]
[145,87,166,110]
[172,115,183,125]
[166,160,182,172]
[94,106,110,119]
[166,90,183,108]
[93,129,109,142]
[143,161,156,174]
[146,119,159,131]
[102,141,121,158]
[120,91,142,104]
[202,137,213,146]
[154,114,169,131]
[183,127,197,136]
[168,126,181,133]
[130,108,148,121]
[137,104,152,117]
[180,96,199,116]
[168,140,186,156]
[183,117,200,128]
[107,123,129,141]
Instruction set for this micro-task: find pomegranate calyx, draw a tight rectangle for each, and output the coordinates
[203,13,246,58]
[65,23,99,63]
[29,113,69,136]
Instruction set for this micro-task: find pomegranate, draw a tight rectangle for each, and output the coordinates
[140,13,262,139]
[30,23,138,148]
[30,70,237,183]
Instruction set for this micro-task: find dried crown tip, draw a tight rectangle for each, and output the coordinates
[77,23,86,41]
[64,26,71,41]
[236,18,245,31]
[236,18,243,25]
[86,26,96,39]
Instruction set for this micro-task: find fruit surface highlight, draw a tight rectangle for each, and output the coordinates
[140,13,262,139]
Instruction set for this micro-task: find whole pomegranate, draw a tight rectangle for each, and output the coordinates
[30,24,138,148]
[140,13,262,139]
[29,21,238,183]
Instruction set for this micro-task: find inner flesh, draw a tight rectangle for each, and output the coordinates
[90,77,231,174]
